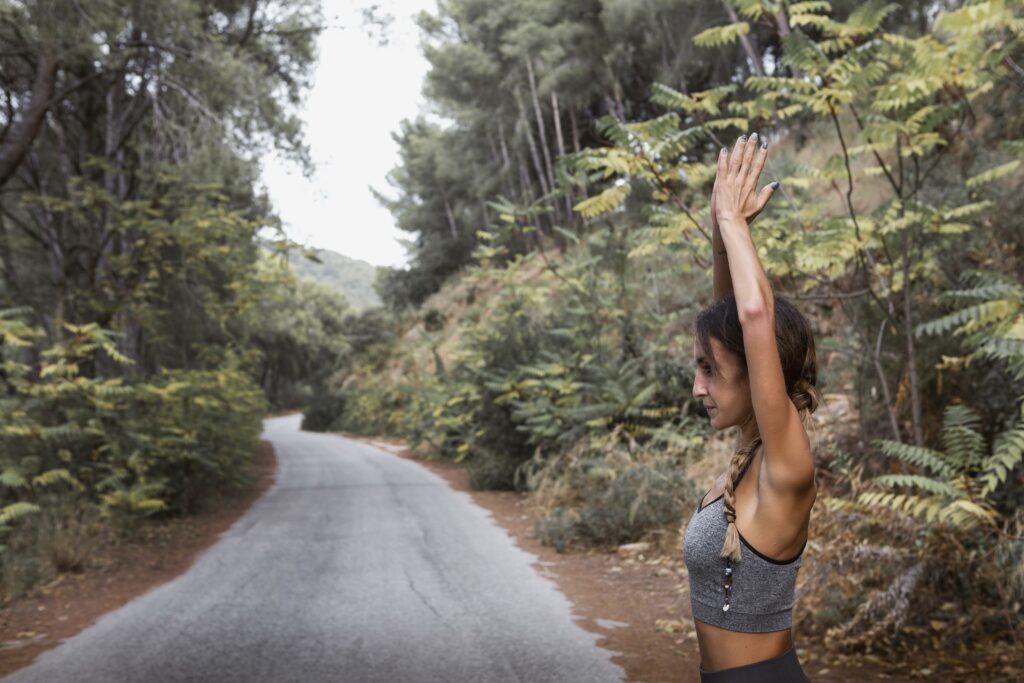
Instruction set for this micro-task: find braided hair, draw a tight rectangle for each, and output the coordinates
[693,294,819,563]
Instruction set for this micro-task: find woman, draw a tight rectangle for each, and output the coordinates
[682,132,819,682]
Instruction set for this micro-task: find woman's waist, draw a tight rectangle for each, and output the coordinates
[694,618,794,673]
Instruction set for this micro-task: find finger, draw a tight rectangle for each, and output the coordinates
[754,181,779,214]
[738,132,759,185]
[742,137,769,198]
[727,135,746,176]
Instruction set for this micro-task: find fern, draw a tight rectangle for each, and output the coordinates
[862,401,1014,530]
[872,439,954,478]
[841,0,900,37]
[940,404,985,471]
[0,501,40,525]
[33,468,82,490]
[870,474,962,497]
[573,183,631,220]
[966,160,1022,187]
[916,270,1024,380]
[693,22,750,48]
[980,419,1024,496]
[0,468,28,489]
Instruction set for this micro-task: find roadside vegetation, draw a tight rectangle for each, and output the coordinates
[0,1,353,602]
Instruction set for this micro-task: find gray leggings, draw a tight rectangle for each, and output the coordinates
[699,645,810,682]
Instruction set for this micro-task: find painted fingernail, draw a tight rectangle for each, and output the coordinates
[739,134,747,142]
[762,137,768,149]
[771,181,780,190]
[750,132,758,142]
[721,147,728,155]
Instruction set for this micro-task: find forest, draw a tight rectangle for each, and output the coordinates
[1,0,1022,680]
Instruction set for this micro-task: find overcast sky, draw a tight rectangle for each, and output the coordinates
[259,0,437,268]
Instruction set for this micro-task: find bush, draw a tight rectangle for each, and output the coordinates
[531,444,697,551]
[467,450,524,491]
[1,493,105,602]
[302,387,346,432]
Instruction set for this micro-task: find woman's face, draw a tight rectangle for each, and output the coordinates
[692,336,753,431]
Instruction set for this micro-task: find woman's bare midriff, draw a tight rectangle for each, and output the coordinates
[694,619,793,672]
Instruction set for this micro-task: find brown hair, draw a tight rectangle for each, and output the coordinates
[694,293,819,562]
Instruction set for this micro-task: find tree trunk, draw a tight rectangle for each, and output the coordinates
[514,87,551,199]
[569,107,581,153]
[526,57,557,216]
[551,91,565,157]
[442,193,460,240]
[498,119,513,170]
[0,48,58,188]
[494,120,515,197]
[722,1,765,77]
[550,91,574,225]
[872,317,904,443]
[903,236,924,446]
[0,211,18,293]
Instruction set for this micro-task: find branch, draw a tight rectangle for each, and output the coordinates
[848,104,901,196]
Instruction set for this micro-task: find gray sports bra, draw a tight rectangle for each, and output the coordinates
[682,468,806,632]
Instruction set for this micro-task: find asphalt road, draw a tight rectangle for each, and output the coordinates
[4,414,624,683]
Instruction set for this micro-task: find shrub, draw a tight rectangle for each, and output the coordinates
[467,450,524,491]
[530,440,697,551]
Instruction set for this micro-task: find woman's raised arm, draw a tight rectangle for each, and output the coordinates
[715,133,814,492]
[710,134,777,304]
[711,178,734,304]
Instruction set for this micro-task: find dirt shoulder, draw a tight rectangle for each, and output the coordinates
[0,439,278,678]
[355,436,927,683]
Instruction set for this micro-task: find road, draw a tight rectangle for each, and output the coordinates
[3,414,624,683]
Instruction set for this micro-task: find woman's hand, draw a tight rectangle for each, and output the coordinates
[713,132,778,228]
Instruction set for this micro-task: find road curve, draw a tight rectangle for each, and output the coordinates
[4,414,624,683]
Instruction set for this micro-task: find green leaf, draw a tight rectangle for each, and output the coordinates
[693,22,750,48]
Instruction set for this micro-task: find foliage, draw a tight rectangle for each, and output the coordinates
[531,437,697,551]
[0,316,267,523]
[0,0,330,598]
[376,0,766,303]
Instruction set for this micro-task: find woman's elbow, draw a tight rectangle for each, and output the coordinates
[739,303,769,325]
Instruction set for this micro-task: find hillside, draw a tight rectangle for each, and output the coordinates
[283,246,382,310]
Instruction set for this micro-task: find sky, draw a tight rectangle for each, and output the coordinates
[259,0,438,268]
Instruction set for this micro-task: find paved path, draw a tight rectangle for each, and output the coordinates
[4,414,623,683]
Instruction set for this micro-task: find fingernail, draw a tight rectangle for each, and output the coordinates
[721,147,728,155]
[739,134,747,142]
[761,138,768,150]
[771,181,780,190]
[750,132,758,142]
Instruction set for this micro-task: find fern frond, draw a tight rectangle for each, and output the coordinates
[873,438,954,479]
[966,160,1022,187]
[789,1,832,15]
[0,501,40,525]
[915,300,1016,338]
[574,183,631,220]
[940,404,985,469]
[693,22,750,48]
[33,468,83,490]
[980,419,1024,496]
[841,0,900,37]
[870,474,963,497]
[0,468,28,489]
